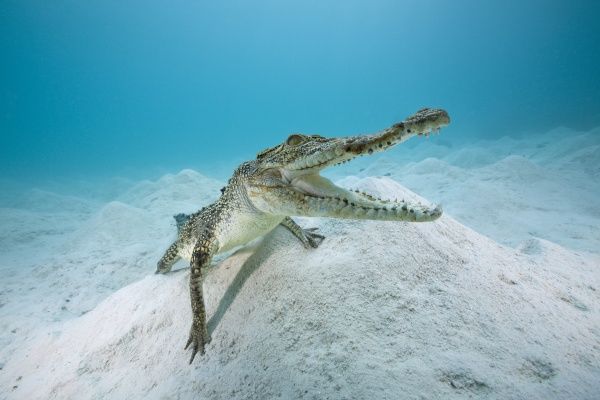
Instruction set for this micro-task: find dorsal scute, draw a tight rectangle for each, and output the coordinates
[173,213,191,233]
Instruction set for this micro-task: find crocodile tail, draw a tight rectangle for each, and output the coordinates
[173,213,191,233]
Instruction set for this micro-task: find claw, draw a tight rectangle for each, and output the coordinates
[185,323,209,363]
[186,338,205,364]
[307,231,326,248]
[188,343,204,364]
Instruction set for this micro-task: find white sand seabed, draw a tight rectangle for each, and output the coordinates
[0,129,599,399]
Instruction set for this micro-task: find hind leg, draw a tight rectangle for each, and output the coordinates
[156,241,181,274]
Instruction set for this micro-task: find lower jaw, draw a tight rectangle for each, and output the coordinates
[292,185,440,222]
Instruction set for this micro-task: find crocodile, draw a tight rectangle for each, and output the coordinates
[156,107,450,363]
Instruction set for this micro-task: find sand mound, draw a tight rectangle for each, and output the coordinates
[119,169,222,216]
[402,157,452,176]
[3,182,598,400]
[443,147,496,168]
[72,201,154,247]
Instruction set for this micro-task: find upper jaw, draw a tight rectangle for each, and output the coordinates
[283,107,450,177]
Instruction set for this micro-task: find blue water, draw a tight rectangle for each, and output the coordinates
[2,0,600,183]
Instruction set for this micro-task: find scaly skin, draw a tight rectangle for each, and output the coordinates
[156,107,450,363]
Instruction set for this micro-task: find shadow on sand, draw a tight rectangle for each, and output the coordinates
[207,227,291,335]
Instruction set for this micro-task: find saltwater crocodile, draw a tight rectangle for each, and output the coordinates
[156,108,450,363]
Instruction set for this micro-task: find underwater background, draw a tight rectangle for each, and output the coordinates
[2,0,600,183]
[1,1,600,399]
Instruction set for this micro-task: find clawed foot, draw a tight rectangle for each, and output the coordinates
[301,227,325,249]
[185,322,211,363]
[155,261,171,274]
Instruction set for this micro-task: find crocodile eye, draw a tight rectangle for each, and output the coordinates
[286,134,304,146]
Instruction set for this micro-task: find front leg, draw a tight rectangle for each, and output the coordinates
[281,216,325,248]
[156,240,181,274]
[186,236,218,363]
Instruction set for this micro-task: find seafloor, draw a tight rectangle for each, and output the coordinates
[0,127,599,399]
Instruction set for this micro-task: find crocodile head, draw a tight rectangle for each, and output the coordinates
[246,108,450,221]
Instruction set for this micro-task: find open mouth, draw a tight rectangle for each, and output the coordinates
[277,108,449,221]
[284,171,441,221]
